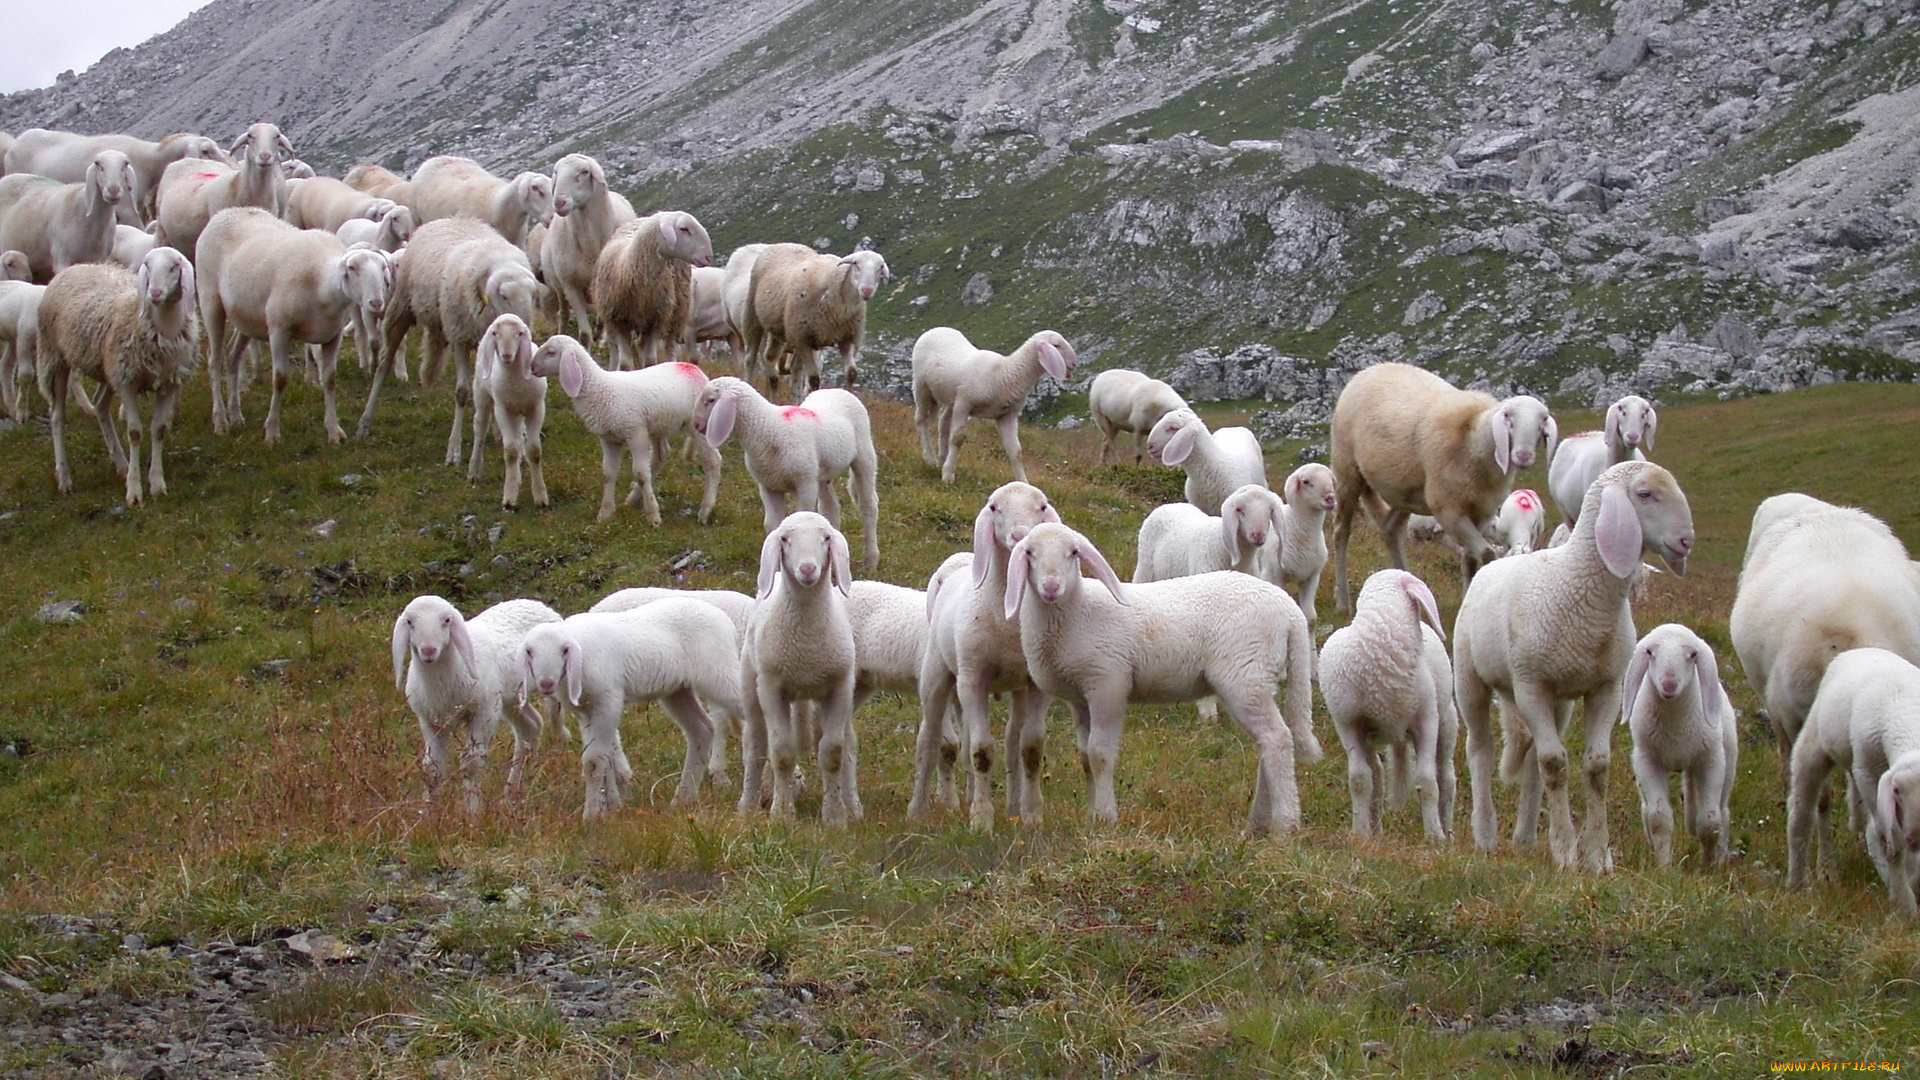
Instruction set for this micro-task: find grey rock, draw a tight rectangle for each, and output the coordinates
[1470,41,1499,62]
[33,601,85,623]
[1454,130,1530,164]
[1702,96,1753,131]
[1554,180,1610,213]
[960,272,994,305]
[1706,315,1759,358]
[1825,208,1902,250]
[1695,196,1751,223]
[852,165,885,192]
[1403,292,1446,326]
[1595,32,1651,80]
[1054,414,1084,430]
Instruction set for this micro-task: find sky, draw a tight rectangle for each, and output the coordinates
[0,0,215,95]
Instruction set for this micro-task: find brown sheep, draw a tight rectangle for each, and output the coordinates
[592,211,712,370]
[747,247,890,399]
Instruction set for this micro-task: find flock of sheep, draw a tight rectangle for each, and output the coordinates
[2,122,1916,918]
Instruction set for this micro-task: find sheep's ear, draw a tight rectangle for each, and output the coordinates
[1695,647,1730,732]
[85,158,100,192]
[1542,415,1558,465]
[705,389,737,447]
[134,261,151,299]
[1076,537,1129,606]
[275,131,293,158]
[656,214,678,246]
[559,344,584,397]
[228,132,248,157]
[1878,772,1903,864]
[390,613,412,690]
[563,638,583,707]
[829,527,853,596]
[1161,421,1198,466]
[514,327,534,376]
[476,328,499,382]
[1594,480,1643,580]
[175,259,194,303]
[515,646,535,708]
[756,528,784,599]
[1041,502,1062,525]
[1492,409,1513,473]
[1036,339,1068,381]
[926,571,946,620]
[971,503,998,588]
[1403,573,1444,640]
[1642,408,1657,453]
[1605,402,1623,447]
[1222,506,1244,565]
[1621,643,1652,727]
[1284,470,1303,504]
[448,611,476,675]
[1003,542,1030,621]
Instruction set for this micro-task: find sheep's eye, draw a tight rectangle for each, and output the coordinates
[1636,489,1654,501]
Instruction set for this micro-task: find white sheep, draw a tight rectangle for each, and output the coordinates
[1787,647,1920,917]
[111,222,161,269]
[593,210,712,369]
[685,265,731,360]
[36,249,198,504]
[1621,623,1738,867]
[1485,487,1548,556]
[912,326,1078,484]
[1548,395,1656,526]
[1331,362,1557,612]
[517,601,743,819]
[911,483,1063,828]
[737,512,861,824]
[1133,484,1285,584]
[719,242,770,383]
[280,159,317,181]
[342,163,411,204]
[539,153,634,345]
[1274,462,1338,626]
[0,276,46,422]
[1319,569,1457,839]
[1143,408,1268,516]
[530,334,720,525]
[745,246,890,395]
[1453,460,1695,872]
[590,586,754,786]
[471,313,547,510]
[407,155,554,246]
[1730,494,1920,794]
[4,129,226,223]
[693,375,880,570]
[154,123,292,263]
[1088,368,1188,465]
[1003,523,1319,834]
[285,175,398,233]
[0,148,135,282]
[0,250,27,281]
[390,595,562,817]
[334,203,413,254]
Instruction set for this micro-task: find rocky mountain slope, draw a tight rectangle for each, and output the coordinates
[5,0,1920,416]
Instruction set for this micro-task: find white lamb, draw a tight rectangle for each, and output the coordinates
[0,148,135,282]
[1319,569,1457,839]
[693,375,880,570]
[1787,647,1920,917]
[1453,461,1695,872]
[1144,408,1268,516]
[390,594,562,817]
[589,586,754,786]
[1088,368,1188,465]
[517,600,743,819]
[111,223,161,269]
[1485,487,1548,556]
[737,512,861,824]
[285,175,399,233]
[911,326,1078,484]
[1003,523,1318,834]
[335,203,413,254]
[1547,394,1656,526]
[471,313,547,510]
[4,129,226,224]
[0,276,46,421]
[1621,623,1738,867]
[1274,462,1337,626]
[531,335,719,525]
[1133,484,1284,584]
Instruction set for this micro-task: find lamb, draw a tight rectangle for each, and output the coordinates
[280,159,316,180]
[1729,494,1920,795]
[471,313,548,510]
[1003,523,1319,834]
[1133,484,1285,584]
[517,600,743,819]
[1485,487,1548,556]
[0,276,46,421]
[719,242,770,384]
[692,375,880,570]
[111,222,161,269]
[1274,462,1338,626]
[911,326,1078,484]
[195,207,393,444]
[539,153,634,345]
[1143,408,1268,516]
[1331,362,1557,613]
[1088,368,1188,465]
[154,123,291,265]
[0,148,135,282]
[745,245,890,394]
[686,265,731,360]
[285,174,399,233]
[4,129,226,223]
[36,248,198,504]
[1453,460,1695,872]
[1787,647,1920,917]
[336,204,413,252]
[390,595,562,817]
[736,512,862,823]
[342,163,411,204]
[0,251,27,281]
[590,586,754,785]
[592,210,712,369]
[911,483,1063,828]
[406,155,554,247]
[1621,623,1738,867]
[1319,569,1458,839]
[530,334,720,524]
[1548,395,1656,526]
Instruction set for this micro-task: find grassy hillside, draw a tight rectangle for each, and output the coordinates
[0,365,1917,1076]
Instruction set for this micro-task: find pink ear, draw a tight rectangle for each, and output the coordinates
[1878,772,1902,863]
[448,611,476,675]
[390,612,412,689]
[757,528,784,598]
[1621,642,1652,727]
[476,328,499,382]
[559,345,584,396]
[1402,573,1444,640]
[1696,648,1730,732]
[1037,339,1067,381]
[516,645,535,708]
[1284,471,1303,504]
[1076,536,1128,606]
[1161,421,1198,466]
[1641,410,1656,452]
[656,214,677,245]
[1222,506,1244,565]
[135,262,151,299]
[1003,542,1030,621]
[706,389,738,447]
[1593,480,1643,579]
[1492,410,1513,473]
[1041,502,1061,525]
[1605,402,1623,448]
[1542,415,1558,467]
[563,637,583,707]
[829,527,853,595]
[515,329,534,376]
[971,503,998,588]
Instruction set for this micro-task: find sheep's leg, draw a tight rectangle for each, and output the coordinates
[89,384,127,477]
[659,689,715,807]
[1686,761,1729,866]
[1342,728,1378,837]
[578,704,634,821]
[758,486,788,532]
[817,678,858,826]
[1785,738,1832,889]
[0,341,18,423]
[1511,684,1578,869]
[1378,507,1412,570]
[851,460,880,572]
[1371,749,1392,830]
[954,670,1003,830]
[913,384,939,465]
[1577,687,1618,873]
[445,354,471,467]
[1008,687,1050,825]
[705,701,739,788]
[692,433,720,524]
[1507,702,1547,846]
[502,703,543,803]
[45,366,73,494]
[356,341,391,439]
[1082,688,1129,827]
[527,419,549,508]
[936,700,962,809]
[839,342,858,389]
[625,434,661,525]
[203,315,229,433]
[468,378,493,485]
[1331,488,1359,615]
[264,329,298,446]
[737,662,769,814]
[498,414,523,510]
[317,337,345,444]
[1633,748,1675,868]
[1455,660,1499,849]
[1414,715,1445,841]
[596,438,624,523]
[459,708,498,820]
[418,717,450,805]
[908,662,959,820]
[118,392,148,507]
[938,404,967,484]
[146,383,181,499]
[995,414,1027,484]
[815,475,840,528]
[759,685,800,823]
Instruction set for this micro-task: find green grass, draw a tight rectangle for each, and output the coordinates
[0,359,1918,1075]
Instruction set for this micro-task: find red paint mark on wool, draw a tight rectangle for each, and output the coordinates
[780,406,819,422]
[193,171,222,181]
[1513,489,1538,510]
[671,362,705,381]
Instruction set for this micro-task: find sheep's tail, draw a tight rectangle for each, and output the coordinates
[1282,611,1321,765]
[1497,702,1529,782]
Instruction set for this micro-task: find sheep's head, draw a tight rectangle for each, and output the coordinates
[1354,569,1446,642]
[1003,523,1127,620]
[135,248,193,309]
[1146,408,1204,466]
[510,172,556,229]
[972,481,1061,587]
[339,246,392,318]
[531,334,593,397]
[1585,461,1694,579]
[1495,488,1545,555]
[1285,463,1338,513]
[1221,484,1283,565]
[483,264,542,324]
[230,122,291,171]
[1877,758,1920,872]
[1606,394,1657,453]
[281,159,316,180]
[549,154,605,217]
[0,250,30,283]
[175,134,228,165]
[518,623,582,707]
[1621,623,1725,730]
[837,250,891,300]
[381,205,416,248]
[85,149,134,208]
[1490,395,1557,473]
[655,211,713,268]
[390,595,475,688]
[693,376,752,447]
[757,511,851,599]
[1026,330,1077,382]
[477,313,535,382]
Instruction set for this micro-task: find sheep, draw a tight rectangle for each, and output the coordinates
[539,152,634,345]
[0,251,27,281]
[1319,569,1458,839]
[280,159,316,180]
[363,217,542,458]
[1274,462,1338,626]
[390,595,562,817]
[195,207,393,445]
[1548,395,1656,526]
[592,210,713,369]
[1453,460,1696,872]
[1133,484,1285,584]
[406,155,555,246]
[1088,368,1188,465]
[334,203,413,253]
[1003,523,1319,835]
[36,248,198,504]
[590,586,754,785]
[736,512,862,823]
[686,265,731,359]
[530,334,720,525]
[517,600,744,819]
[153,124,290,266]
[0,148,135,282]
[1486,487,1548,555]
[1143,408,1268,516]
[343,162,411,204]
[1331,362,1557,613]
[285,174,397,233]
[692,375,880,570]
[1787,647,1920,916]
[719,242,770,383]
[911,326,1079,484]
[111,222,161,269]
[0,277,46,421]
[1621,623,1738,867]
[745,245,890,395]
[471,313,547,510]
[4,129,226,223]
[1730,493,1920,795]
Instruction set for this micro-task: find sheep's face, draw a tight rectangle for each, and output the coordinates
[341,248,392,317]
[1592,462,1693,578]
[1221,485,1282,562]
[231,123,290,172]
[512,172,556,228]
[1286,463,1338,512]
[383,205,416,246]
[757,512,851,598]
[390,595,475,688]
[1879,761,1920,868]
[0,251,30,282]
[1003,524,1127,619]
[86,150,134,207]
[972,481,1061,586]
[136,249,192,307]
[1492,396,1557,473]
[478,313,534,381]
[1145,409,1199,465]
[1640,627,1706,702]
[178,135,225,164]
[518,624,579,705]
[486,267,543,323]
[657,212,714,268]
[839,251,890,300]
[692,378,747,446]
[550,154,604,217]
[1607,395,1657,452]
